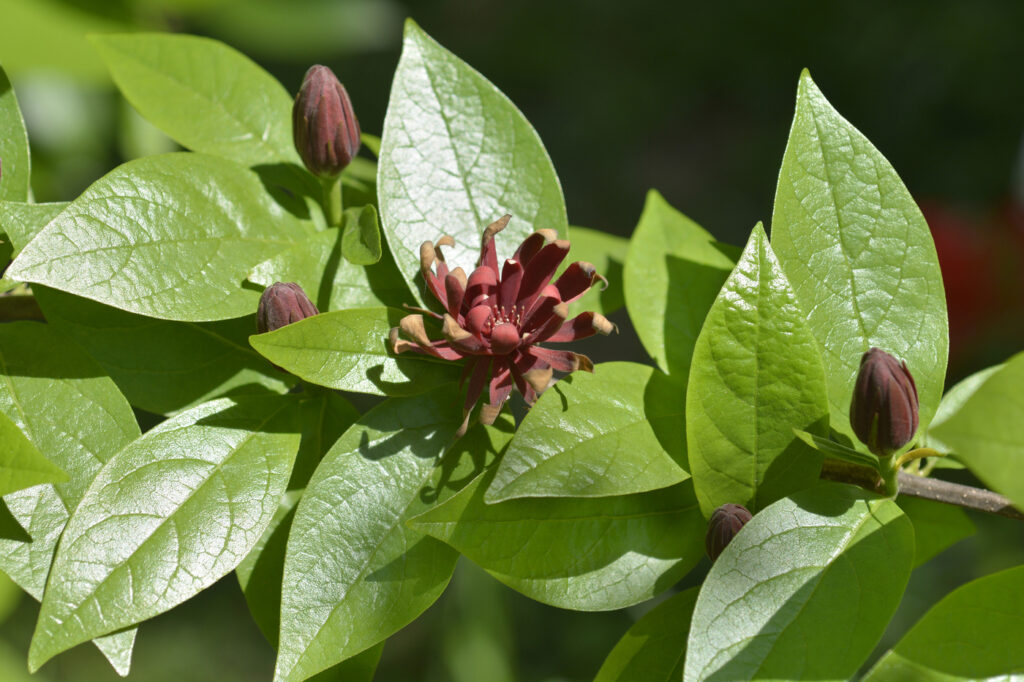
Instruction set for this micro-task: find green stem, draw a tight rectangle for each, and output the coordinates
[894,446,943,471]
[322,175,343,227]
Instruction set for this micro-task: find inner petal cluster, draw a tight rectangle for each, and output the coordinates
[389,215,615,434]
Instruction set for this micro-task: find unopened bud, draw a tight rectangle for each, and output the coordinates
[849,348,919,457]
[706,503,752,561]
[257,282,319,334]
[292,65,361,178]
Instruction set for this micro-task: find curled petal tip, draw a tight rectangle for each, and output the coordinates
[480,402,503,425]
[442,314,473,343]
[535,228,558,243]
[389,326,415,354]
[455,409,472,439]
[482,214,512,244]
[523,367,554,395]
[419,241,436,272]
[449,266,468,290]
[436,235,456,249]
[592,313,617,335]
[399,314,432,347]
[573,353,595,373]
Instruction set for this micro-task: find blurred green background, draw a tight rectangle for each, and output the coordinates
[2,1,1024,680]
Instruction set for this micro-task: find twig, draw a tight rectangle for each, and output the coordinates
[820,458,1024,521]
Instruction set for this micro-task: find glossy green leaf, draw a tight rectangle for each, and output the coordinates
[897,497,974,568]
[378,20,568,303]
[0,65,30,202]
[341,204,382,265]
[486,361,687,502]
[29,395,302,671]
[565,226,628,316]
[0,500,29,543]
[410,470,705,611]
[771,71,948,438]
[0,202,66,255]
[275,387,467,682]
[929,351,1024,509]
[864,566,1024,680]
[250,307,460,396]
[624,189,737,379]
[926,363,1002,460]
[7,153,312,321]
[0,409,66,496]
[248,226,412,312]
[0,322,140,673]
[91,33,298,166]
[684,482,913,682]
[35,286,290,415]
[794,429,881,470]
[236,392,358,645]
[687,225,829,516]
[595,588,699,682]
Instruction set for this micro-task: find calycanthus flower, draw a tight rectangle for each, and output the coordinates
[389,215,615,435]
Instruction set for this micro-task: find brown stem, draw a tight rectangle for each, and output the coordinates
[820,458,1024,521]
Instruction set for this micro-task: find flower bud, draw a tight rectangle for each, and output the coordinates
[292,65,361,178]
[849,347,919,457]
[706,503,752,561]
[257,282,319,334]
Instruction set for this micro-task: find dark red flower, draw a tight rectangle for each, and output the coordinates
[390,215,614,434]
[706,503,752,561]
[849,347,919,457]
[292,65,361,178]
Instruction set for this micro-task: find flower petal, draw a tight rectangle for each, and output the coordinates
[466,266,498,309]
[444,269,466,318]
[527,346,594,373]
[444,314,487,353]
[527,303,569,344]
[465,305,493,337]
[544,311,618,343]
[499,258,524,308]
[516,240,570,309]
[513,229,558,266]
[521,285,563,333]
[479,214,511,272]
[553,261,607,304]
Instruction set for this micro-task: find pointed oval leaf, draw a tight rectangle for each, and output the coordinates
[929,351,1024,508]
[91,33,298,166]
[250,307,460,396]
[687,225,829,516]
[771,71,948,438]
[6,153,312,321]
[28,395,302,671]
[275,387,465,682]
[35,286,290,415]
[595,588,699,682]
[0,322,140,672]
[926,363,1002,459]
[248,226,412,312]
[0,410,66,496]
[410,470,705,611]
[379,20,568,302]
[341,204,382,266]
[864,565,1024,681]
[486,361,688,502]
[684,482,913,682]
[624,190,738,379]
[0,65,30,202]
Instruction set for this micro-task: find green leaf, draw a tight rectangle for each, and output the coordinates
[29,395,302,671]
[0,201,66,255]
[684,482,914,682]
[0,500,30,543]
[91,33,298,166]
[361,133,381,157]
[565,226,628,316]
[236,392,358,645]
[6,153,312,321]
[595,588,699,682]
[0,322,140,673]
[341,204,382,265]
[926,363,1003,459]
[624,189,737,380]
[378,20,568,303]
[897,497,974,568]
[275,386,467,682]
[864,565,1024,680]
[0,409,66,496]
[0,65,30,202]
[486,362,687,502]
[771,70,948,439]
[35,286,291,415]
[687,225,829,516]
[929,351,1024,509]
[794,429,881,470]
[410,470,706,611]
[248,225,412,312]
[250,307,461,396]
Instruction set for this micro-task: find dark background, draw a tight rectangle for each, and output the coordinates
[1,1,1023,680]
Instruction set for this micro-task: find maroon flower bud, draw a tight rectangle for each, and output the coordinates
[706,503,752,561]
[257,282,319,334]
[849,348,920,457]
[292,65,361,178]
